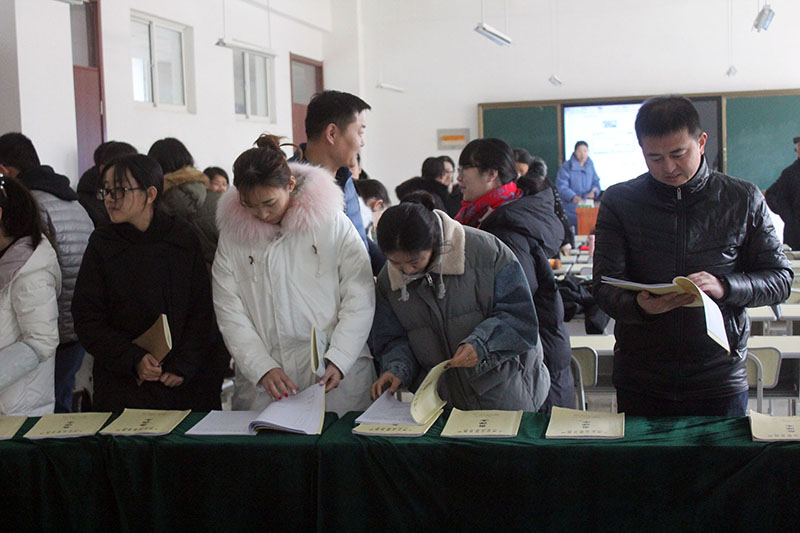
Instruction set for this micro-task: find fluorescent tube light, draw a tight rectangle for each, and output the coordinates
[376,82,406,93]
[753,4,775,32]
[215,38,275,57]
[474,22,512,46]
[726,65,737,77]
[548,74,563,87]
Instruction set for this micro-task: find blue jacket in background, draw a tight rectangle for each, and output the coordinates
[556,154,601,228]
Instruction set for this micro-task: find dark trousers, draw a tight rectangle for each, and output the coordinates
[54,342,86,413]
[617,388,749,417]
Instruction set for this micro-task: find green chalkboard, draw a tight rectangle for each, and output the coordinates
[481,105,559,180]
[726,94,800,190]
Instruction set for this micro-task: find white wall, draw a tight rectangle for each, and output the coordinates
[102,0,332,175]
[0,0,78,180]
[334,0,799,198]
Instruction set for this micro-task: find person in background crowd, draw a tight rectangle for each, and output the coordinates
[522,156,575,255]
[765,135,800,249]
[204,166,230,194]
[455,138,574,410]
[77,141,138,228]
[290,90,384,275]
[395,156,461,216]
[371,199,550,410]
[593,96,792,416]
[0,132,93,413]
[213,135,376,415]
[148,138,221,267]
[349,153,370,181]
[513,147,535,177]
[354,178,391,241]
[0,175,61,416]
[72,154,225,411]
[556,140,601,231]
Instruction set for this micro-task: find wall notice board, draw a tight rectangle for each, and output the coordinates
[479,90,800,190]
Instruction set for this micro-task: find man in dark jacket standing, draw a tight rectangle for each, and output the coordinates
[593,96,793,417]
[765,135,800,249]
[0,132,94,413]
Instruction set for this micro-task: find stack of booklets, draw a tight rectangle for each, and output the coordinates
[601,275,729,353]
[748,411,800,441]
[0,416,27,440]
[545,407,625,439]
[440,408,523,438]
[24,412,112,439]
[353,360,449,437]
[100,409,190,436]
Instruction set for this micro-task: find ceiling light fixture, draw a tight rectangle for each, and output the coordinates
[474,0,512,46]
[376,82,406,93]
[548,74,563,87]
[753,3,775,32]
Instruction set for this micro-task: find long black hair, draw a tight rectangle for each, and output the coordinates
[377,200,441,258]
[0,173,45,248]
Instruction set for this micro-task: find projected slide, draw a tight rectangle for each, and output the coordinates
[563,103,647,189]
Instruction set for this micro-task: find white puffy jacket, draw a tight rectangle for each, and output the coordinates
[212,163,376,415]
[0,236,61,415]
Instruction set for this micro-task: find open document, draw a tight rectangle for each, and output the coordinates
[249,384,325,435]
[185,410,262,436]
[353,360,449,437]
[601,275,730,353]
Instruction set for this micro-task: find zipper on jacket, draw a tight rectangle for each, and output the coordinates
[675,186,686,399]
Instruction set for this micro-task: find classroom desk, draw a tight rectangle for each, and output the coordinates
[3,411,800,531]
[570,335,800,359]
[747,306,777,322]
[318,412,800,532]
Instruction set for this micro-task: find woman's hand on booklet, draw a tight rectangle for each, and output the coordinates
[637,290,696,315]
[686,271,725,300]
[371,372,402,400]
[446,343,479,369]
[260,368,299,400]
[136,353,162,382]
[319,361,343,392]
[160,372,184,387]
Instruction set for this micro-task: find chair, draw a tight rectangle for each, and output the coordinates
[785,289,800,304]
[746,347,782,414]
[571,346,598,411]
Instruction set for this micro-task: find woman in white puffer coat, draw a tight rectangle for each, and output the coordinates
[212,135,375,415]
[0,175,61,416]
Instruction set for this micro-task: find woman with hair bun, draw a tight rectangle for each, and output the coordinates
[212,135,375,415]
[370,199,550,411]
[0,175,61,415]
[72,154,225,411]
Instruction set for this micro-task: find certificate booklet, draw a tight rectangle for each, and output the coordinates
[249,384,325,435]
[0,415,26,440]
[749,411,800,441]
[24,412,112,439]
[441,408,523,438]
[545,407,625,439]
[601,275,729,353]
[134,314,172,362]
[100,408,190,436]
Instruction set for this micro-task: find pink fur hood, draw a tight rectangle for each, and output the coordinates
[216,162,345,246]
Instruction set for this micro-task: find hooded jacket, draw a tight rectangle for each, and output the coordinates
[0,236,61,415]
[212,163,376,415]
[593,158,793,400]
[72,211,224,411]
[479,187,575,409]
[373,210,550,411]
[17,165,93,344]
[160,166,221,266]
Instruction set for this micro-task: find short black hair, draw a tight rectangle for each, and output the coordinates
[458,138,517,185]
[101,154,164,206]
[421,157,445,181]
[0,132,40,172]
[400,190,441,211]
[203,166,229,184]
[529,156,548,178]
[353,178,390,205]
[94,141,137,167]
[377,202,440,256]
[635,96,702,144]
[0,173,44,248]
[513,148,534,166]
[147,137,194,174]
[305,90,371,140]
[438,155,455,168]
[574,141,588,151]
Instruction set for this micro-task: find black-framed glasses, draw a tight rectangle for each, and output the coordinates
[96,186,144,201]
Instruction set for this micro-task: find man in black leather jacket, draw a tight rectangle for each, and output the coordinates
[593,96,793,416]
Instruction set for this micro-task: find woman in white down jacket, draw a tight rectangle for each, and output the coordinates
[0,175,61,415]
[212,135,375,415]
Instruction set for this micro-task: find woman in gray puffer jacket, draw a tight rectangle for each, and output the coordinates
[370,200,550,411]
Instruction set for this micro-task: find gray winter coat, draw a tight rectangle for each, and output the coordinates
[373,210,550,411]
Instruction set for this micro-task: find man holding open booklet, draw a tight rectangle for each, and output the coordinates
[593,96,793,416]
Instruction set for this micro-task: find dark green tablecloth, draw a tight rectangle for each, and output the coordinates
[318,412,800,532]
[3,411,798,532]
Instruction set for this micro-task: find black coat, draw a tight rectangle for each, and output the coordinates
[593,158,793,400]
[765,158,800,249]
[72,211,227,411]
[480,187,575,409]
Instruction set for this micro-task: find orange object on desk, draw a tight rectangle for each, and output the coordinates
[577,206,599,236]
